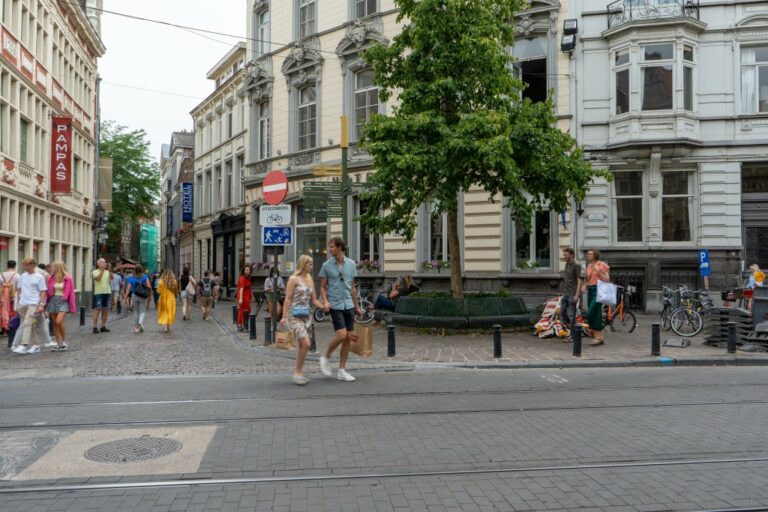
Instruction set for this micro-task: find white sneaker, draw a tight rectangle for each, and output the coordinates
[27,345,41,354]
[337,369,356,382]
[44,341,57,348]
[11,345,28,355]
[292,375,309,386]
[319,356,332,377]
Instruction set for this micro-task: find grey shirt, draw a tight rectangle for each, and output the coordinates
[562,261,582,296]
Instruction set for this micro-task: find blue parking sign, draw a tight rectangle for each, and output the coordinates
[263,226,293,246]
[699,249,711,277]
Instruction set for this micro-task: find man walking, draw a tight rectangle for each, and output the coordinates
[12,258,47,355]
[92,258,111,334]
[198,270,215,320]
[560,247,583,343]
[318,237,363,382]
[111,269,123,312]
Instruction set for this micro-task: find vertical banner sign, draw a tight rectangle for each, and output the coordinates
[181,182,194,222]
[50,117,73,194]
[167,206,174,237]
[98,157,113,213]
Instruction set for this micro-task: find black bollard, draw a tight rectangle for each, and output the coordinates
[651,322,661,356]
[48,316,54,337]
[572,326,582,357]
[727,321,736,354]
[310,324,317,353]
[493,324,502,359]
[79,306,85,326]
[116,300,122,315]
[7,327,15,348]
[232,305,238,324]
[387,325,396,357]
[249,314,257,340]
[264,316,272,343]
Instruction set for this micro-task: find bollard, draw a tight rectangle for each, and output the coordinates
[48,316,54,338]
[264,316,273,343]
[310,324,317,353]
[651,322,661,356]
[232,305,238,324]
[727,321,736,354]
[387,325,396,357]
[249,314,257,340]
[492,324,502,359]
[116,300,122,315]
[572,326,582,357]
[79,306,85,326]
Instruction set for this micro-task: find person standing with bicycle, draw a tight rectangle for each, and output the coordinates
[319,237,363,382]
[586,249,610,346]
[560,248,583,343]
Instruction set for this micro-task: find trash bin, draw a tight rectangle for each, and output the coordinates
[753,286,768,328]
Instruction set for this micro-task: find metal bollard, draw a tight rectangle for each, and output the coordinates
[48,316,54,337]
[232,305,238,324]
[572,326,582,357]
[249,314,257,340]
[116,300,122,315]
[727,321,736,354]
[310,324,317,353]
[387,325,396,357]
[264,316,273,343]
[651,322,661,356]
[492,324,502,359]
[79,306,85,326]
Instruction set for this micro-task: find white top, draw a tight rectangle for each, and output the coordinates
[0,270,20,289]
[17,271,47,306]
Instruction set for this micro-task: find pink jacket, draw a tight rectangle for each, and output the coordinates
[47,275,76,314]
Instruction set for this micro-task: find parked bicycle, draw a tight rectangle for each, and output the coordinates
[661,284,713,337]
[604,285,637,333]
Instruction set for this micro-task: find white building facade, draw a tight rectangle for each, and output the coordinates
[191,43,249,296]
[0,0,105,299]
[159,132,194,274]
[574,0,768,310]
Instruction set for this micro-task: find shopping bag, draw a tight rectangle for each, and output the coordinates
[350,324,374,358]
[275,329,295,350]
[597,280,617,305]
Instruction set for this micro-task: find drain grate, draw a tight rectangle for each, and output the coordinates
[84,437,182,464]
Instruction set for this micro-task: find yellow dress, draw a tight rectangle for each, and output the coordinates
[157,279,178,326]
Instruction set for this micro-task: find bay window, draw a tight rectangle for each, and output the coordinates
[741,45,768,114]
[642,43,673,110]
[683,45,694,111]
[614,48,630,114]
[613,171,643,242]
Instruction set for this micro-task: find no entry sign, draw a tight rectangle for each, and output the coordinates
[263,170,288,205]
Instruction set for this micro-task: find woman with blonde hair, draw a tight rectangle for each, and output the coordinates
[46,260,76,351]
[280,255,326,385]
[157,269,179,333]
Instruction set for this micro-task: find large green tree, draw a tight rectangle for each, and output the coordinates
[359,0,607,297]
[99,122,160,243]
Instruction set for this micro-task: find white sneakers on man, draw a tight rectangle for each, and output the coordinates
[11,345,27,355]
[26,345,40,354]
[337,369,356,382]
[319,356,332,377]
[319,357,356,382]
[44,341,57,348]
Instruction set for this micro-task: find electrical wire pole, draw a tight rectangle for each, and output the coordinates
[341,115,349,243]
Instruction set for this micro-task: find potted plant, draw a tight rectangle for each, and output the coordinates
[357,259,381,274]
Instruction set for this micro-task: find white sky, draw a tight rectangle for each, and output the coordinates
[99,1,247,162]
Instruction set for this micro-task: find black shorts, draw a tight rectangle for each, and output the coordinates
[330,309,355,332]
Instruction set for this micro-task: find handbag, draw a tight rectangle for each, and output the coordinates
[350,324,374,358]
[185,282,196,296]
[291,305,310,318]
[596,280,617,305]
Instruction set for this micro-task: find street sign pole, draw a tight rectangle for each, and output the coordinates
[271,248,278,345]
[341,115,349,243]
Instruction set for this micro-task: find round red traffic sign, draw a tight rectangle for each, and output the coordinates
[263,170,288,205]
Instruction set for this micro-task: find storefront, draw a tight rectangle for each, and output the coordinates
[742,163,768,272]
[211,212,246,297]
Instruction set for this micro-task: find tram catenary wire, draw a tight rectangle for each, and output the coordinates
[1,398,766,431]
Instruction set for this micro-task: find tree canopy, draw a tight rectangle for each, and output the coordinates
[359,0,608,297]
[99,122,160,241]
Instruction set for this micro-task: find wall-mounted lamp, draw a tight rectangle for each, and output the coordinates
[563,19,578,35]
[561,19,578,53]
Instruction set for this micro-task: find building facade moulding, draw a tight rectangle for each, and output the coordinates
[335,19,389,75]
[245,59,274,102]
[281,40,324,89]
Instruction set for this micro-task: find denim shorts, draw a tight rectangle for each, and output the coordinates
[330,309,355,332]
[92,293,111,309]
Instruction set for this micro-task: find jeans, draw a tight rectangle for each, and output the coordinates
[374,293,396,312]
[132,294,147,326]
[560,294,578,332]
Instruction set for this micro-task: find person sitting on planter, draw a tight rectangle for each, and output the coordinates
[374,275,419,312]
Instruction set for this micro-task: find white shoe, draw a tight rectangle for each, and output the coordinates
[27,345,41,354]
[11,345,28,355]
[319,356,332,377]
[44,341,57,348]
[292,375,309,386]
[337,369,356,382]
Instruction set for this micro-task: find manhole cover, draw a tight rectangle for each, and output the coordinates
[84,437,182,464]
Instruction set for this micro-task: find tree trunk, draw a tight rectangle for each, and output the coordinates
[447,207,463,298]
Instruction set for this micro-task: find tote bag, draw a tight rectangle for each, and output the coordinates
[597,280,617,306]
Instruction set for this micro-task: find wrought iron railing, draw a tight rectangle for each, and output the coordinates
[607,0,700,28]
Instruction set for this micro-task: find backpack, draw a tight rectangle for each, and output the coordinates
[133,276,150,299]
[1,271,16,298]
[200,278,213,297]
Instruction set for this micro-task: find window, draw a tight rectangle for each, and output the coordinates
[613,171,643,242]
[298,0,316,39]
[19,118,28,162]
[256,9,270,57]
[225,161,233,208]
[298,85,316,151]
[237,155,245,203]
[683,45,694,111]
[358,200,381,264]
[742,163,768,193]
[356,0,377,18]
[428,207,448,262]
[72,157,79,191]
[512,37,548,103]
[195,175,203,216]
[227,111,233,139]
[614,49,630,114]
[510,211,552,269]
[258,99,270,159]
[741,46,768,114]
[662,173,692,242]
[642,43,673,110]
[354,70,378,139]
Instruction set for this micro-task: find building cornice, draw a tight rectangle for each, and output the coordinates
[190,71,246,118]
[56,0,106,57]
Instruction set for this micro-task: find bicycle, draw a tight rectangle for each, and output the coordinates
[605,285,637,333]
[311,286,375,324]
[667,285,712,337]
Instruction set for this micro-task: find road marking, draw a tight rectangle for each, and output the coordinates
[541,374,569,384]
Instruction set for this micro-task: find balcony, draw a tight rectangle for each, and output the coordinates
[607,0,699,29]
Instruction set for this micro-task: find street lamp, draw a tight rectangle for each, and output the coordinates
[94,203,106,227]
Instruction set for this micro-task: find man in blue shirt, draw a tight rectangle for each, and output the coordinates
[319,237,363,382]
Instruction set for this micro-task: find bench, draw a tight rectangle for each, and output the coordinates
[386,296,532,329]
